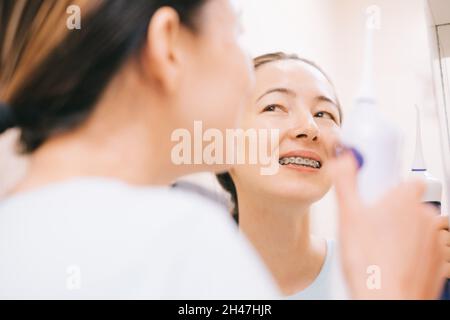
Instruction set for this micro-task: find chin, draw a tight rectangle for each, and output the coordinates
[266,181,329,204]
[284,191,325,204]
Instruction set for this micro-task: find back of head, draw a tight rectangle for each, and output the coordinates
[0,0,205,152]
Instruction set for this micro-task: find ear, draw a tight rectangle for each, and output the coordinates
[143,7,190,93]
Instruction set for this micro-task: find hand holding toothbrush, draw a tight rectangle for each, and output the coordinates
[332,152,446,300]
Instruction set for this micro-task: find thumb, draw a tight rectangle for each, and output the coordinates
[331,152,362,220]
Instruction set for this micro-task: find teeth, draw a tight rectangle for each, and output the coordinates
[279,157,321,169]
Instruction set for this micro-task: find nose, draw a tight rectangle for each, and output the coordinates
[289,114,320,142]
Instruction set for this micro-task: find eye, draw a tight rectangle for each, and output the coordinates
[315,111,335,121]
[262,104,283,113]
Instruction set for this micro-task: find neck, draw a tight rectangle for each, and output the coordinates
[18,124,168,192]
[238,191,326,296]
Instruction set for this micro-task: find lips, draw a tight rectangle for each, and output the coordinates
[279,150,323,170]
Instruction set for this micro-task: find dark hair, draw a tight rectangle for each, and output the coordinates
[0,0,206,153]
[217,172,240,223]
[217,52,342,224]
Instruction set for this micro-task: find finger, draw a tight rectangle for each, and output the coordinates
[419,208,447,298]
[436,215,449,231]
[331,152,362,217]
[327,134,344,159]
[390,179,426,204]
[443,227,450,279]
[407,206,446,299]
[439,229,450,247]
[429,224,447,298]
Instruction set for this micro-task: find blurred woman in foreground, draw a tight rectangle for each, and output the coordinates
[0,0,445,299]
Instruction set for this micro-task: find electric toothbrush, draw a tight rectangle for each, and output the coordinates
[330,18,405,300]
[410,105,449,300]
[340,21,403,205]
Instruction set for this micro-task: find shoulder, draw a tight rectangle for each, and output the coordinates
[0,179,237,253]
[0,179,280,299]
[109,182,280,299]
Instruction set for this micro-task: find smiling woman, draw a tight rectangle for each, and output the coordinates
[218,52,344,299]
[218,52,342,217]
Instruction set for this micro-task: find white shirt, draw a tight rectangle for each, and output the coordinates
[288,240,350,300]
[287,240,341,300]
[0,178,279,299]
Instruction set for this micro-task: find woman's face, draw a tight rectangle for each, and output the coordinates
[231,59,341,205]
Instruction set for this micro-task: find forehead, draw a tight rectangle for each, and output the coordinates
[253,59,335,100]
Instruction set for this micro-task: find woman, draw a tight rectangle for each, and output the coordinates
[218,52,450,299]
[0,0,445,299]
[0,0,278,299]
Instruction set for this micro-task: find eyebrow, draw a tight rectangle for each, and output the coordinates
[256,88,338,108]
[316,95,342,123]
[256,88,296,102]
[315,95,338,107]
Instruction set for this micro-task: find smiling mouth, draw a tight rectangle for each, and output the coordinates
[279,156,322,169]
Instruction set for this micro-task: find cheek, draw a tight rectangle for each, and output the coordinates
[213,52,253,130]
[320,125,341,157]
[221,32,254,96]
[182,50,247,131]
[321,165,334,189]
[230,57,254,112]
